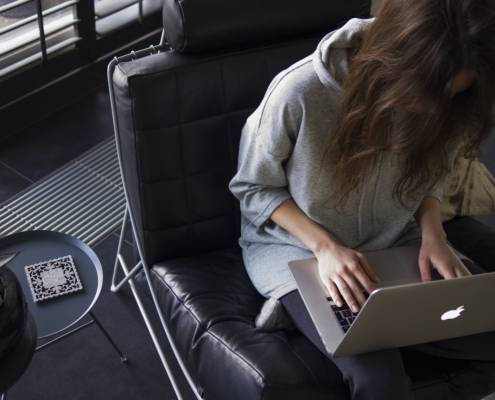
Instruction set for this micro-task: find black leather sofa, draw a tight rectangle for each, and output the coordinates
[109,1,495,398]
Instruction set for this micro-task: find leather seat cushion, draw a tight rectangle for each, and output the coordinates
[149,247,348,399]
[145,246,495,400]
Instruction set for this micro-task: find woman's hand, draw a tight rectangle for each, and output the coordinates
[418,237,470,281]
[414,196,469,281]
[315,243,379,313]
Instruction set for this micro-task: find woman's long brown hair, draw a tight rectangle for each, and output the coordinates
[321,0,495,210]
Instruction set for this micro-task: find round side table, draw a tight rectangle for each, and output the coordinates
[0,230,127,399]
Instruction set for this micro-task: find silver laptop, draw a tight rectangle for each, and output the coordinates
[287,243,495,357]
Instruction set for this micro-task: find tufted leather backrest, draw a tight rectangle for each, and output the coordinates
[112,38,315,265]
[112,6,371,266]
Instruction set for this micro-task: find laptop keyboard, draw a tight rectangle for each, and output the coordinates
[325,297,359,332]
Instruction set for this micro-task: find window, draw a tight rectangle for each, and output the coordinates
[0,0,79,78]
[94,0,162,37]
[0,0,162,80]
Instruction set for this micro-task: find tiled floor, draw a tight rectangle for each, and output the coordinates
[0,160,32,203]
[0,88,113,187]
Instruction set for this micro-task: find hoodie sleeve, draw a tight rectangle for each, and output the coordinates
[424,139,463,202]
[228,75,302,230]
[425,180,444,202]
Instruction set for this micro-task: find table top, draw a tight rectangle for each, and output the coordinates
[0,230,103,339]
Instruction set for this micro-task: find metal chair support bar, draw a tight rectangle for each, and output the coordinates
[108,44,205,399]
[110,207,188,399]
[110,207,144,293]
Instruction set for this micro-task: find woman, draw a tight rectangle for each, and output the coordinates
[229,0,495,399]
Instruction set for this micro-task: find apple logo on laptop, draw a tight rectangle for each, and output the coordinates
[441,306,465,321]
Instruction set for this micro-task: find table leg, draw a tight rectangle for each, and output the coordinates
[89,311,128,363]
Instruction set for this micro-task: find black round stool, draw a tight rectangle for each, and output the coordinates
[0,254,37,400]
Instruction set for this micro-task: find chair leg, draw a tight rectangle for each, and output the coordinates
[113,248,189,400]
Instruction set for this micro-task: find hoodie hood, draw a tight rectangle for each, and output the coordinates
[312,17,375,92]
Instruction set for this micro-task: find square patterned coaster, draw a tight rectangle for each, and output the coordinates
[24,255,83,302]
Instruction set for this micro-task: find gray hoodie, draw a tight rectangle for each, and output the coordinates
[228,17,467,300]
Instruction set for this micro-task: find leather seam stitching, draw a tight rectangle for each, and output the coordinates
[218,58,241,243]
[202,329,266,386]
[134,106,253,132]
[127,66,148,254]
[143,213,234,233]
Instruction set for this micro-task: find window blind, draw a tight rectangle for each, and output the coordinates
[0,0,80,78]
[94,0,162,37]
[0,0,162,80]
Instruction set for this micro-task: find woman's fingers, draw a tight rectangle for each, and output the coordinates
[340,270,367,308]
[325,280,344,307]
[454,258,471,277]
[441,266,456,279]
[333,275,359,313]
[418,255,432,282]
[351,261,377,294]
[455,266,466,278]
[457,261,471,277]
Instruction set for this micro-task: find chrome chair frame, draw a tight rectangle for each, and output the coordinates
[107,31,205,400]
